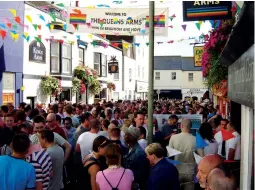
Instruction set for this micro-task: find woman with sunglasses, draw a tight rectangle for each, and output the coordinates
[77,136,110,190]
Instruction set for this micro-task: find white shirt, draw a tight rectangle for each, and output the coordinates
[203,139,218,156]
[138,139,148,150]
[215,131,241,160]
[77,132,99,160]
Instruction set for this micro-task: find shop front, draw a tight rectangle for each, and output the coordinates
[182,88,207,101]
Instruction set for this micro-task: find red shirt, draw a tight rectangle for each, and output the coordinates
[51,126,67,139]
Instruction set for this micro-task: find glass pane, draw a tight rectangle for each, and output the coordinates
[94,53,100,63]
[51,42,59,56]
[102,55,107,66]
[62,44,71,58]
[94,64,100,75]
[102,65,106,76]
[51,57,59,73]
[79,48,84,62]
[114,73,119,80]
[62,58,71,74]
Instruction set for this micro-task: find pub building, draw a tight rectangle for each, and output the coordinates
[220,2,254,189]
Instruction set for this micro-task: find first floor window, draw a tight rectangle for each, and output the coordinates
[172,72,176,80]
[50,42,60,73]
[155,72,160,80]
[94,53,101,76]
[101,54,107,77]
[188,73,194,81]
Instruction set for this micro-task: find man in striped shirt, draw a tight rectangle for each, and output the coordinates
[27,149,53,190]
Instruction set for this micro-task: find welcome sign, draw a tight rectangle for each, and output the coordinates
[66,8,169,36]
[183,1,232,21]
[194,46,204,67]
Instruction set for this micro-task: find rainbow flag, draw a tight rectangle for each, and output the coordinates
[145,15,165,28]
[70,13,86,24]
[186,6,228,18]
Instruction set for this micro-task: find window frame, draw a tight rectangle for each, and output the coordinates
[79,47,85,66]
[188,73,194,82]
[129,69,132,82]
[50,41,72,75]
[93,52,101,76]
[101,54,107,77]
[155,72,160,80]
[172,72,176,80]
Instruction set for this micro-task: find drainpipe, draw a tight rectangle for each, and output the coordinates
[75,1,79,7]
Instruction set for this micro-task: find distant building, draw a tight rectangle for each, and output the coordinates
[154,56,207,100]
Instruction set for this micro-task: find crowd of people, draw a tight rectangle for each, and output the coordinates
[0,99,240,190]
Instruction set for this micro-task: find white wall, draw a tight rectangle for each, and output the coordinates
[154,70,183,90]
[124,56,136,100]
[182,71,206,89]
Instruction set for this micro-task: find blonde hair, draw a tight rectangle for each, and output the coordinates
[145,143,165,158]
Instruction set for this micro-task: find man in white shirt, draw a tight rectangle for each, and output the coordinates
[215,122,240,160]
[75,119,100,161]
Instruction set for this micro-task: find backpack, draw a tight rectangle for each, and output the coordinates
[102,169,125,190]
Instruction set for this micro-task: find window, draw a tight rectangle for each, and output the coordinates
[129,69,132,82]
[50,42,60,73]
[188,73,194,81]
[94,53,101,76]
[155,72,160,80]
[79,48,84,65]
[138,66,140,78]
[172,72,176,80]
[101,54,107,77]
[142,67,144,79]
[50,42,72,75]
[129,90,132,100]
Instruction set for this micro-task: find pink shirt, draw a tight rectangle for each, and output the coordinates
[96,168,134,190]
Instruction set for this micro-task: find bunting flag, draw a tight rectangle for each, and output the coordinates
[50,24,54,30]
[209,20,215,28]
[26,15,32,23]
[113,1,123,4]
[7,23,12,28]
[122,42,129,49]
[34,36,41,42]
[39,15,45,22]
[196,133,208,149]
[0,29,7,39]
[14,16,21,24]
[168,25,173,28]
[195,22,201,31]
[199,20,203,26]
[0,23,6,29]
[12,24,18,30]
[97,4,110,8]
[111,42,119,47]
[134,43,140,47]
[49,12,56,22]
[193,152,203,164]
[56,3,65,8]
[9,9,16,17]
[181,24,187,31]
[33,24,38,30]
[220,128,235,141]
[10,32,19,42]
[76,35,80,40]
[166,147,182,157]
[88,34,93,39]
[146,42,149,46]
[38,25,41,30]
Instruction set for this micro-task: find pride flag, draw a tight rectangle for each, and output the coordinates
[70,13,86,24]
[145,15,165,28]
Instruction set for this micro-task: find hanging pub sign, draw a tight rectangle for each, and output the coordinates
[29,40,46,63]
[194,46,204,67]
[108,56,119,74]
[183,1,232,21]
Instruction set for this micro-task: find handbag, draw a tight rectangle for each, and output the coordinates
[102,168,126,190]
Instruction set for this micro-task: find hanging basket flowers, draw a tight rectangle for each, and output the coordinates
[89,79,102,95]
[73,65,98,86]
[107,82,116,91]
[40,76,60,96]
[72,77,80,94]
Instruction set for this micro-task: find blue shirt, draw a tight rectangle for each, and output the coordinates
[0,155,36,190]
[147,158,180,190]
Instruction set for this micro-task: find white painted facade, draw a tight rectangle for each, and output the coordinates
[154,69,207,100]
[22,4,124,104]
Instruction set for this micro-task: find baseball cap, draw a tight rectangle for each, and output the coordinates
[123,127,141,140]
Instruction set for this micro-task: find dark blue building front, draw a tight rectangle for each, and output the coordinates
[0,1,24,107]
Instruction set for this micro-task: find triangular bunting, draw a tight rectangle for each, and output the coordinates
[76,35,80,40]
[9,9,17,17]
[168,25,173,28]
[34,37,41,43]
[220,128,235,141]
[38,25,41,30]
[0,23,6,29]
[64,24,67,31]
[0,29,7,40]
[10,32,19,42]
[195,23,201,30]
[56,3,65,8]
[193,152,203,164]
[146,42,149,46]
[50,24,54,30]
[167,40,174,43]
[196,133,208,149]
[26,15,32,23]
[39,15,45,22]
[12,24,18,30]
[58,40,64,44]
[38,35,42,39]
[169,17,174,22]
[14,16,21,24]
[111,43,119,47]
[166,146,182,157]
[215,20,221,28]
[199,21,203,26]
[33,24,38,30]
[171,14,176,18]
[209,20,215,28]
[134,43,140,47]
[7,23,12,28]
[122,43,129,49]
[88,34,93,39]
[181,24,187,31]
[49,12,56,22]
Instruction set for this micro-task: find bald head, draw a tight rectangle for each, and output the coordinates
[196,154,223,188]
[207,168,237,190]
[181,118,192,132]
[46,113,56,122]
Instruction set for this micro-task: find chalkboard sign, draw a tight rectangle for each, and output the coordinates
[183,1,232,21]
[228,45,254,108]
[29,40,46,63]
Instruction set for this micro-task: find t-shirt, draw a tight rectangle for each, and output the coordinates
[215,131,241,160]
[30,132,66,146]
[203,139,218,156]
[99,130,109,138]
[96,168,134,190]
[161,123,177,138]
[0,155,36,190]
[77,131,99,160]
[27,150,53,190]
[46,145,64,190]
[75,125,90,142]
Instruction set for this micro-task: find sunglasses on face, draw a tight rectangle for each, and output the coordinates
[46,120,53,123]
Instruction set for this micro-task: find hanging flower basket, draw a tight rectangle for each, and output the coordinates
[201,19,235,88]
[72,77,80,94]
[107,82,116,91]
[89,79,102,95]
[40,76,60,96]
[73,65,98,86]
